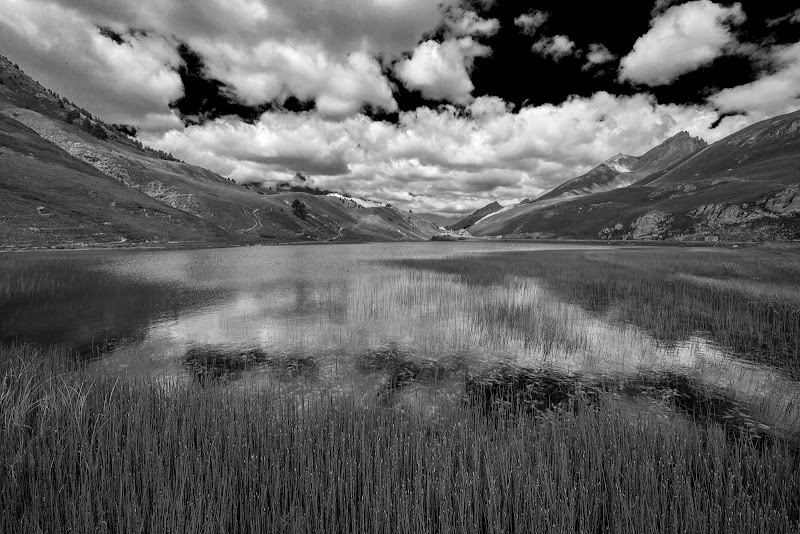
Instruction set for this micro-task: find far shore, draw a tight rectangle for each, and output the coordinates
[2,236,794,254]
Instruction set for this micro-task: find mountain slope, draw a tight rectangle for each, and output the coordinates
[0,113,230,248]
[535,163,625,201]
[0,55,439,247]
[647,110,800,188]
[535,132,707,202]
[446,201,504,230]
[471,111,799,241]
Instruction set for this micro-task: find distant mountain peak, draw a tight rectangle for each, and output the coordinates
[446,201,504,231]
[603,153,639,173]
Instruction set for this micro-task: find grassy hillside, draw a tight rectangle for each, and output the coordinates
[0,114,231,248]
[0,56,440,247]
[649,110,800,188]
[446,201,503,231]
[471,180,798,240]
[473,110,800,241]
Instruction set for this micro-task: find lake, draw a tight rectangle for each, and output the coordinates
[2,241,799,440]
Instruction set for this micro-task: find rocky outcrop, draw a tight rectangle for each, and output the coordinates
[764,184,800,216]
[687,184,800,240]
[142,181,206,219]
[3,108,135,187]
[597,223,625,240]
[690,204,765,227]
[629,211,673,240]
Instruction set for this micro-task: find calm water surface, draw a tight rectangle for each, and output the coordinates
[4,242,799,439]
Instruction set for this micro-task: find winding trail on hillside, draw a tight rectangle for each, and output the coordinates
[240,208,262,233]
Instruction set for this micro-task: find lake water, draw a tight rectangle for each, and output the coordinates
[3,242,799,440]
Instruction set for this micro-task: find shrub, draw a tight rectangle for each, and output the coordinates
[89,123,108,140]
[291,199,308,219]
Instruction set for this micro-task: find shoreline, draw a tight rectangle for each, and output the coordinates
[2,236,795,253]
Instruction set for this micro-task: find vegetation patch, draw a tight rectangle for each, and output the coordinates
[2,345,800,534]
[184,345,319,382]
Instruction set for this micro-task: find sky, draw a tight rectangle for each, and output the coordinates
[1,0,799,215]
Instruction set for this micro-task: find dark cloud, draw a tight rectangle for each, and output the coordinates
[710,111,748,129]
[170,43,272,124]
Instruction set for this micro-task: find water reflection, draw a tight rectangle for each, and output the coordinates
[4,242,799,442]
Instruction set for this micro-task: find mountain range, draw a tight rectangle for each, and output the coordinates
[1,53,798,247]
[467,110,799,241]
[534,132,708,202]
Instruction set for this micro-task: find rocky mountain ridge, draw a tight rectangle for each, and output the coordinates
[470,111,798,242]
[535,131,708,203]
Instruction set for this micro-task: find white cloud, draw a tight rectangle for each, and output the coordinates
[709,41,800,118]
[0,0,183,128]
[4,0,461,125]
[583,43,616,70]
[446,8,499,37]
[394,38,491,104]
[531,35,576,61]
[58,0,459,58]
[469,96,512,119]
[142,92,749,214]
[619,0,746,86]
[514,11,548,36]
[193,41,397,119]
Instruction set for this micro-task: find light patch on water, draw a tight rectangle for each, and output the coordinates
[95,263,800,438]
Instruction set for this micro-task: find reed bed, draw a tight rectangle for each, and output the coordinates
[388,246,800,376]
[347,269,589,359]
[2,344,800,534]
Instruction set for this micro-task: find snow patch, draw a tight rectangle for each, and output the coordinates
[603,153,638,173]
[472,205,515,227]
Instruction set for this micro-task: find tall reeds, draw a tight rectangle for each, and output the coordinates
[1,345,799,533]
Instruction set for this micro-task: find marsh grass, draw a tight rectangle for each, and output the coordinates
[348,268,589,359]
[3,245,800,532]
[2,344,800,534]
[388,246,800,375]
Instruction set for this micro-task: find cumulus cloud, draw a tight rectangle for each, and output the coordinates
[5,0,462,125]
[469,96,513,119]
[445,8,500,37]
[142,92,748,214]
[709,41,800,118]
[514,10,548,36]
[192,41,397,119]
[394,38,491,104]
[583,43,616,70]
[59,0,458,58]
[531,35,576,61]
[0,0,183,128]
[619,0,746,86]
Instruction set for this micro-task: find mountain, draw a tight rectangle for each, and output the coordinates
[446,201,504,231]
[0,55,440,248]
[646,113,800,188]
[416,212,463,227]
[535,132,707,202]
[471,111,799,241]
